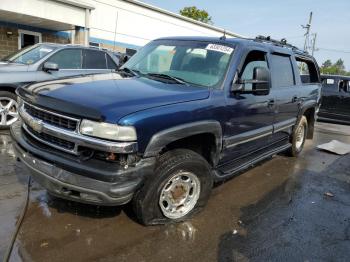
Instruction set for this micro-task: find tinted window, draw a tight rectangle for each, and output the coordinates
[271,54,294,87]
[106,55,117,69]
[47,49,82,69]
[83,50,107,69]
[339,79,350,92]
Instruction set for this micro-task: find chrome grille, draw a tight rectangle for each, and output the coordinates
[25,125,75,151]
[18,100,138,156]
[24,103,78,131]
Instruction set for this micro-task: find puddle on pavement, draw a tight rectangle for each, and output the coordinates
[0,133,28,260]
[2,126,347,261]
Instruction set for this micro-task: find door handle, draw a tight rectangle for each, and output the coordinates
[292,96,298,103]
[267,99,275,107]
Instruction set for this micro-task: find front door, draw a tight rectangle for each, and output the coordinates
[38,48,86,80]
[220,49,274,165]
[37,48,114,81]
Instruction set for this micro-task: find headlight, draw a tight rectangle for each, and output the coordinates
[80,120,137,141]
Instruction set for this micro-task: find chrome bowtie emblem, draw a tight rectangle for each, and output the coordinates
[29,119,44,133]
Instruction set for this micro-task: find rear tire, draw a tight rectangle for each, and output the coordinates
[132,149,213,225]
[0,91,19,130]
[287,116,308,157]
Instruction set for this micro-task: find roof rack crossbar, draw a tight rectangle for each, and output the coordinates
[254,35,302,52]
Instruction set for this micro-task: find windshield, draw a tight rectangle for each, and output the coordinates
[122,40,234,88]
[2,44,57,65]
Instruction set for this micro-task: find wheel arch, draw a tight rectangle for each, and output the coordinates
[0,84,18,94]
[143,121,223,166]
[298,101,317,139]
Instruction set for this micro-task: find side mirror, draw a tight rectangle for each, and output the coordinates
[252,66,271,95]
[231,67,271,95]
[43,62,59,72]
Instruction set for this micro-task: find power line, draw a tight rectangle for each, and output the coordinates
[317,47,350,54]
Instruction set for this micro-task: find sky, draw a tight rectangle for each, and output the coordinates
[141,0,350,70]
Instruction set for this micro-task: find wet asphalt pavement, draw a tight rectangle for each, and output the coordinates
[1,123,350,262]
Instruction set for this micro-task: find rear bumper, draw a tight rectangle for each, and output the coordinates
[11,121,156,206]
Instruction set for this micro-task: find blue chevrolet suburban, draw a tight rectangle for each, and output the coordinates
[11,36,321,225]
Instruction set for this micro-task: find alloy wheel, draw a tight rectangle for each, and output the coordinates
[0,97,19,127]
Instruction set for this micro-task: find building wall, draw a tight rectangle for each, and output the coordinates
[42,32,70,45]
[0,0,241,57]
[0,26,19,58]
[88,0,240,50]
[0,24,70,59]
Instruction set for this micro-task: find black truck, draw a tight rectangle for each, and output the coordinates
[11,36,321,225]
[319,75,350,124]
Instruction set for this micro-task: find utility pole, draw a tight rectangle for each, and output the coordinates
[311,33,317,56]
[302,12,313,52]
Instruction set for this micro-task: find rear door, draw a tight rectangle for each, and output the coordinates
[268,53,299,141]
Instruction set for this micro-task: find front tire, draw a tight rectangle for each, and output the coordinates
[0,91,19,130]
[288,116,308,157]
[132,149,213,225]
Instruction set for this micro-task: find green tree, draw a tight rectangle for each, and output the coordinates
[320,58,348,75]
[334,59,345,72]
[322,60,332,68]
[179,6,213,24]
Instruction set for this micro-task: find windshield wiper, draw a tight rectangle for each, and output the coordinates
[116,67,140,77]
[146,73,189,86]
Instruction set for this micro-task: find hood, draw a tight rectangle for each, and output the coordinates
[18,73,210,122]
[0,62,29,72]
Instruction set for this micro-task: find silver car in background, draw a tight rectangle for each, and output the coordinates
[0,43,121,129]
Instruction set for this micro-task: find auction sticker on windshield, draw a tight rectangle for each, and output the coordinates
[40,48,53,53]
[206,44,234,54]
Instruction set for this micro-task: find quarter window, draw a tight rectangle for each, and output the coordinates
[270,54,294,87]
[296,58,319,84]
[47,49,82,69]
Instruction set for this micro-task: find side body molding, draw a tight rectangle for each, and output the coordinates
[143,120,223,164]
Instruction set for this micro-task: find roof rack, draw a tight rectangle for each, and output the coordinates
[254,35,304,53]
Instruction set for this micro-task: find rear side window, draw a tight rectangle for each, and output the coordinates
[296,58,319,84]
[270,54,294,87]
[83,50,107,69]
[47,49,82,69]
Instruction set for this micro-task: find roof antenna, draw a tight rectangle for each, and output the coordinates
[220,30,227,40]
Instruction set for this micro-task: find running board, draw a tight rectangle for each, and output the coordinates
[213,143,291,181]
